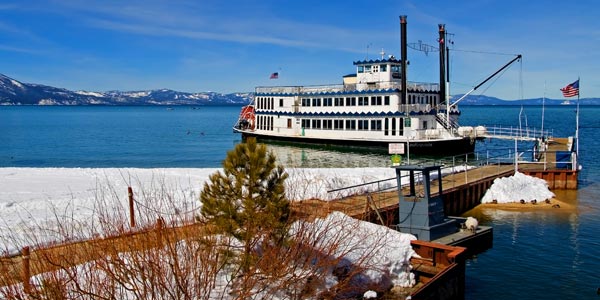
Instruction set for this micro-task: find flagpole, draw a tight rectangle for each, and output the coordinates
[541,81,545,136]
[576,77,580,159]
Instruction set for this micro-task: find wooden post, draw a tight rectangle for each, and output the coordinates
[128,187,135,228]
[22,246,31,294]
[156,218,165,245]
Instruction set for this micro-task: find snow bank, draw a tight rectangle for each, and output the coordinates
[285,168,396,201]
[480,172,555,204]
[292,211,417,294]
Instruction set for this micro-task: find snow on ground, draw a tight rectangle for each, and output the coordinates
[480,171,555,204]
[0,167,552,254]
[0,167,419,296]
[298,212,417,289]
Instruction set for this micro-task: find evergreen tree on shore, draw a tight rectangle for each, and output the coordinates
[200,138,290,271]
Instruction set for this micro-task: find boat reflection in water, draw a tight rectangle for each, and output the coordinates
[263,141,392,168]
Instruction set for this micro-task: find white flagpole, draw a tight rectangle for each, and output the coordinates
[541,81,546,136]
[576,77,580,158]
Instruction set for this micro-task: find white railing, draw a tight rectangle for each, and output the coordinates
[255,81,440,95]
[482,126,553,141]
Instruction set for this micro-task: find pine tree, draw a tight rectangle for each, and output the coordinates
[200,138,290,271]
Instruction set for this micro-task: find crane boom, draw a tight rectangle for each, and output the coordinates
[450,54,522,109]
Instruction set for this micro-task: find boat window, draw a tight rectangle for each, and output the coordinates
[334,120,344,130]
[312,119,321,129]
[371,120,382,131]
[399,117,405,135]
[324,98,332,107]
[312,98,321,106]
[323,119,332,130]
[384,96,390,105]
[358,66,364,73]
[365,65,372,72]
[287,119,292,129]
[346,97,356,106]
[391,65,401,79]
[302,119,310,129]
[380,64,387,72]
[358,97,368,106]
[384,118,389,136]
[370,96,382,106]
[345,120,356,130]
[372,65,379,73]
[391,118,396,135]
[279,99,284,107]
[358,120,369,131]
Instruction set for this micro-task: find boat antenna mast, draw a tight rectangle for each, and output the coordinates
[407,28,454,111]
[407,40,437,56]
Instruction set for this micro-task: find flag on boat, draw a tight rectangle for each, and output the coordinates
[560,80,579,97]
[270,72,279,79]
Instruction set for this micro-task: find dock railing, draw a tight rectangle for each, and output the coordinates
[325,145,578,217]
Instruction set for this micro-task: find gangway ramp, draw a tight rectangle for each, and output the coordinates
[478,126,552,141]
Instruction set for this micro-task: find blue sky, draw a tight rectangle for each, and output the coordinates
[0,0,597,100]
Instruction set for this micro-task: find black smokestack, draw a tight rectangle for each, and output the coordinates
[438,24,446,105]
[400,15,407,106]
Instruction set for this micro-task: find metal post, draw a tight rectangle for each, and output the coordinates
[514,138,518,173]
[407,140,410,164]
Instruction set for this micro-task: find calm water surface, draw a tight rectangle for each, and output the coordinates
[1,105,599,299]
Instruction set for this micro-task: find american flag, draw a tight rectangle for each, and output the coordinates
[560,80,579,98]
[270,72,279,79]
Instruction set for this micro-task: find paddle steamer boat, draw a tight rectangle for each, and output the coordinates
[234,16,485,155]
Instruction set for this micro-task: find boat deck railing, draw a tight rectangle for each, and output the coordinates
[255,81,440,95]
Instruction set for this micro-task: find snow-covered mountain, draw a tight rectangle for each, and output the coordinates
[1,73,598,106]
[0,74,251,105]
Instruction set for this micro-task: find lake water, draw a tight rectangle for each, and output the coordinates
[1,105,599,298]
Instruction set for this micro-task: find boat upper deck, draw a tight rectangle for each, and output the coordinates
[255,81,440,96]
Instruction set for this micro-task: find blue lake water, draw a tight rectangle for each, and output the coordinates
[1,104,599,298]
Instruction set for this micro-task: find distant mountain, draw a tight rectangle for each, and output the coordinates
[0,74,251,106]
[452,94,600,105]
[1,73,599,106]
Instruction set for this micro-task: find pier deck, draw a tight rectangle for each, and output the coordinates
[291,163,517,221]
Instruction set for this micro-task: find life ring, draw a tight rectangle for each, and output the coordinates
[239,105,255,130]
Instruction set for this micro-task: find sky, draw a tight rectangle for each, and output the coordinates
[0,0,598,100]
